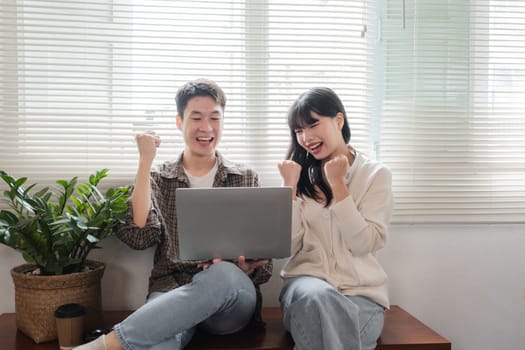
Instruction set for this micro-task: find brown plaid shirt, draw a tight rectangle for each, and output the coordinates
[116,151,273,296]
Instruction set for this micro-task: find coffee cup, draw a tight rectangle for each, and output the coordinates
[55,303,86,350]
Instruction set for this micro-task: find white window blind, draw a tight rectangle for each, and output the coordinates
[0,0,372,191]
[379,0,525,223]
[2,0,524,224]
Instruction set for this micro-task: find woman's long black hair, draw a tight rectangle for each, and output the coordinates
[286,87,351,205]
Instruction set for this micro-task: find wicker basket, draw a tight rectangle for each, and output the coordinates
[10,260,105,343]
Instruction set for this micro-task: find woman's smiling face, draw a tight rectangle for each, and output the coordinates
[294,111,344,161]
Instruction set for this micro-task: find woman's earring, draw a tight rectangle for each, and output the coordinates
[308,165,317,185]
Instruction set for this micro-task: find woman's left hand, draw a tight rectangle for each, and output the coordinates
[324,154,349,187]
[324,155,350,203]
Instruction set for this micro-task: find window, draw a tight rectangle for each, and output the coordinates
[1,0,524,223]
[379,0,525,223]
[0,0,371,189]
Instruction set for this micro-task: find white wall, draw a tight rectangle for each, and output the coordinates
[379,224,525,350]
[2,224,525,350]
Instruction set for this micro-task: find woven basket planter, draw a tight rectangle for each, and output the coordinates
[10,260,105,343]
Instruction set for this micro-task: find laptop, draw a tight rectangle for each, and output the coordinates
[176,186,292,261]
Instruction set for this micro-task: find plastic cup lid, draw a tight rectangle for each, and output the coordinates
[54,303,86,318]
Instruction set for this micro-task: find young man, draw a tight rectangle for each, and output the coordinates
[76,79,272,350]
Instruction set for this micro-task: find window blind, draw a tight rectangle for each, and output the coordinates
[3,1,524,224]
[0,0,372,191]
[379,0,525,223]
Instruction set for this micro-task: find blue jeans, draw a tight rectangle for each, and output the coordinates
[280,276,384,350]
[114,261,256,350]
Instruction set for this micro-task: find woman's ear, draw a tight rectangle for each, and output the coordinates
[336,112,344,130]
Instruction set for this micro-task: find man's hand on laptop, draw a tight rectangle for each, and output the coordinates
[236,256,269,275]
[197,256,268,275]
[197,258,222,270]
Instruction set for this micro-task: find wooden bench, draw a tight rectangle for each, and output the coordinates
[0,306,450,350]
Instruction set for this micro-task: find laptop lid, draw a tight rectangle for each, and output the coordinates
[176,186,292,261]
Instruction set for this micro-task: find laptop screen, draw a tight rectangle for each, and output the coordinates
[176,186,292,260]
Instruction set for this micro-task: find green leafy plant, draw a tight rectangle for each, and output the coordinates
[0,169,132,275]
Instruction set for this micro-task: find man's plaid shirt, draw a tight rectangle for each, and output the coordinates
[116,151,273,296]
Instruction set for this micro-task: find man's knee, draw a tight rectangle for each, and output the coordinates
[198,262,254,297]
[208,261,244,283]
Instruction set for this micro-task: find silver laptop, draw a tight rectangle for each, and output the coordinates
[176,187,292,261]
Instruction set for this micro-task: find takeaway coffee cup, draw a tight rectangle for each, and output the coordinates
[55,303,86,350]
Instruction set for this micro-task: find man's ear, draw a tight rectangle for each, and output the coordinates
[176,115,183,131]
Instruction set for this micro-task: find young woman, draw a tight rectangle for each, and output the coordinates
[278,87,393,350]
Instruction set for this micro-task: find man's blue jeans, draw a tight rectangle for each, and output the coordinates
[280,276,384,350]
[114,261,256,350]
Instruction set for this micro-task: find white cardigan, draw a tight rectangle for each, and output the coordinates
[281,151,394,308]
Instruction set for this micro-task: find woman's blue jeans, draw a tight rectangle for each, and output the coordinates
[280,276,384,350]
[113,261,256,350]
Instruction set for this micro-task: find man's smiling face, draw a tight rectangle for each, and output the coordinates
[177,95,223,158]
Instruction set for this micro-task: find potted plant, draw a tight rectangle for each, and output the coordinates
[0,168,132,343]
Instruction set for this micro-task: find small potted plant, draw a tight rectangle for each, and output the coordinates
[0,168,132,343]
